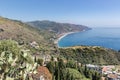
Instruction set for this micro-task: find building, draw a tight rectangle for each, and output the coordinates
[107,73,120,80]
[102,65,115,74]
[86,64,100,71]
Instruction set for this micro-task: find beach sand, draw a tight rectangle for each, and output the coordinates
[54,32,79,47]
[54,30,87,47]
[54,32,74,44]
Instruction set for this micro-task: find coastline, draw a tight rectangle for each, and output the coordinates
[54,30,87,47]
[56,32,75,42]
[54,32,75,45]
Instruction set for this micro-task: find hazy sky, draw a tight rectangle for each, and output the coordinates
[0,0,120,27]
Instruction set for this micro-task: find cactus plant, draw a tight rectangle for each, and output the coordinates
[0,40,37,80]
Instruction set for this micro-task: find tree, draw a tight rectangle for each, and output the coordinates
[37,58,43,66]
[66,60,77,68]
[46,61,55,74]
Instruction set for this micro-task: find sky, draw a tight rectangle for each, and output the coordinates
[0,0,120,27]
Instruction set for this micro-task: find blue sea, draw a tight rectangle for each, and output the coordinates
[58,27,120,51]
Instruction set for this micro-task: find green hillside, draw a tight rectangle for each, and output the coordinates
[0,17,57,54]
[59,46,120,65]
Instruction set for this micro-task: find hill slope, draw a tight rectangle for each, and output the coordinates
[27,20,91,35]
[0,17,44,42]
[0,17,57,54]
[59,46,120,65]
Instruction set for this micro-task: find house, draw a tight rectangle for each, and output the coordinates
[102,65,115,74]
[86,64,100,71]
[107,73,120,80]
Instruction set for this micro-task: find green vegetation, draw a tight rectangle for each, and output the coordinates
[59,46,120,65]
[0,40,100,80]
[65,68,90,80]
[0,17,57,55]
[0,40,34,80]
[46,57,101,80]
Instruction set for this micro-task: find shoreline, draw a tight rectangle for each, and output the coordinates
[54,32,75,45]
[54,30,87,47]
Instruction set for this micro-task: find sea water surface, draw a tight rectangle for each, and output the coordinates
[58,27,120,51]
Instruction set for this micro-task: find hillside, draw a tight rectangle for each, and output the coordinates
[59,46,120,65]
[0,17,43,42]
[0,17,57,54]
[27,20,91,35]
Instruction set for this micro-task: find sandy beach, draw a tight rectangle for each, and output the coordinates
[54,30,88,47]
[54,31,80,48]
[54,32,75,44]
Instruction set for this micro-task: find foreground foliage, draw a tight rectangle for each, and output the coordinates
[0,40,35,80]
[0,40,96,80]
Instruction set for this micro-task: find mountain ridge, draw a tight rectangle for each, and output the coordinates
[27,20,91,35]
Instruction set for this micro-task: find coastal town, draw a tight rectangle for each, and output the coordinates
[29,41,120,80]
[30,52,120,80]
[30,40,120,80]
[86,64,120,80]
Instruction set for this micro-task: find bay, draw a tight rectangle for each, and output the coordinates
[58,27,120,51]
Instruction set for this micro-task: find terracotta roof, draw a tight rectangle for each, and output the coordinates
[102,67,107,72]
[107,74,118,79]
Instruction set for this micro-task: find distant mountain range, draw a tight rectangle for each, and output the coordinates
[27,20,91,35]
[0,16,90,54]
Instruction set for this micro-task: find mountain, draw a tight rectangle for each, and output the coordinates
[27,20,91,35]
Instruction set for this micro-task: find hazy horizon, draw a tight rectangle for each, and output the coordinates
[0,0,120,27]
